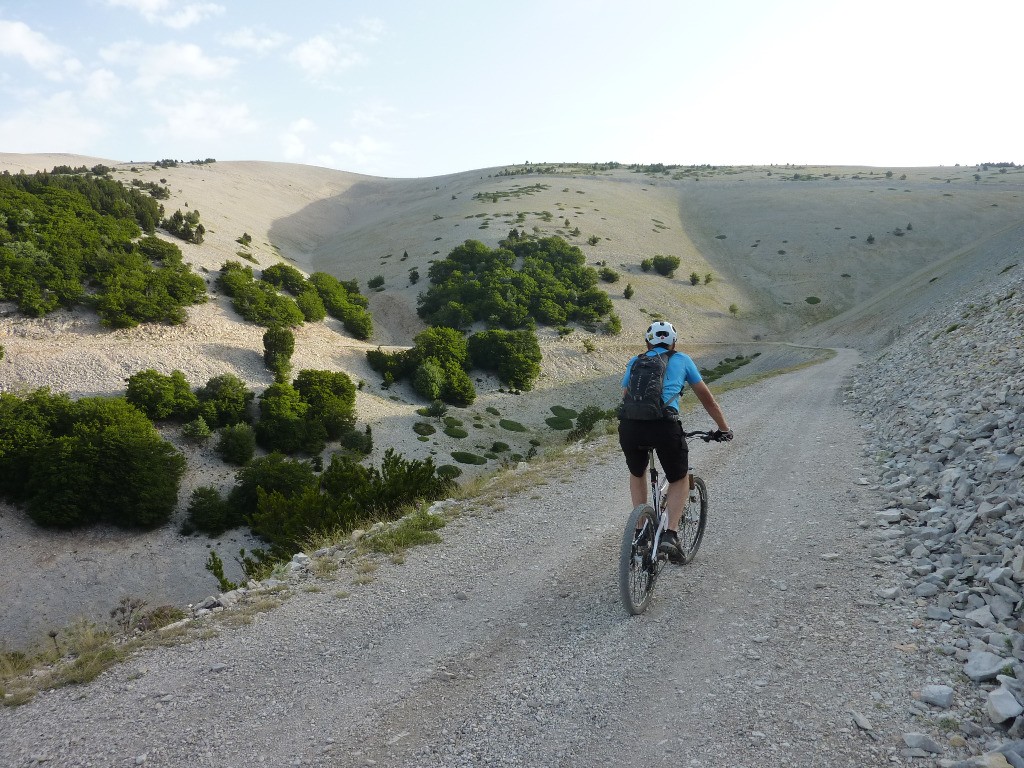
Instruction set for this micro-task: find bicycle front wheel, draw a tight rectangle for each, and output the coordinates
[679,475,708,564]
[619,504,659,615]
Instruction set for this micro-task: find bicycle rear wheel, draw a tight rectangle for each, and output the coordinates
[679,475,708,564]
[619,504,659,615]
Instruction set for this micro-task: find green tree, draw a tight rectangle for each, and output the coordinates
[623,283,635,299]
[263,326,295,381]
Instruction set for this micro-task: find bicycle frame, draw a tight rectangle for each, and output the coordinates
[642,430,712,560]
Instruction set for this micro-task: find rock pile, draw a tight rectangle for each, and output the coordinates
[848,268,1023,766]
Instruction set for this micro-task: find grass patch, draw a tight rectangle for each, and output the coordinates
[360,507,444,557]
[413,422,436,436]
[499,419,527,432]
[805,296,821,304]
[545,417,573,430]
[444,426,469,438]
[550,405,578,419]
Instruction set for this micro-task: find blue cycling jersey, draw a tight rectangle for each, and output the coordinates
[621,348,702,414]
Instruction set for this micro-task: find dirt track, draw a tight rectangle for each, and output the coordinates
[1,350,931,767]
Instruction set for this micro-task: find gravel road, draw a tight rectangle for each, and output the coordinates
[1,349,928,767]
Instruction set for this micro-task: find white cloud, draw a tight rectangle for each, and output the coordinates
[104,0,225,30]
[0,91,107,152]
[288,35,365,79]
[0,19,81,81]
[147,91,258,144]
[221,27,288,55]
[327,135,389,168]
[84,68,122,102]
[281,118,317,161]
[101,41,235,92]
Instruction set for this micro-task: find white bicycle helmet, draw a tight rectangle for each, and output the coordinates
[645,320,677,347]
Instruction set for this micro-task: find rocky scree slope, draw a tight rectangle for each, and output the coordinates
[847,268,1024,767]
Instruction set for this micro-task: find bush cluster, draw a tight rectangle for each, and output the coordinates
[160,209,204,244]
[308,272,373,339]
[0,169,207,326]
[467,330,542,391]
[417,236,613,330]
[186,450,457,556]
[126,369,255,428]
[216,262,305,327]
[367,327,476,406]
[0,389,185,529]
[253,369,360,456]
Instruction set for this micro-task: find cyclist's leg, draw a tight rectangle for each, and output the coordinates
[664,474,688,530]
[655,419,689,530]
[618,419,650,507]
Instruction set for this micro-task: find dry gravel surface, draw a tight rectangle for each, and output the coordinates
[2,350,930,767]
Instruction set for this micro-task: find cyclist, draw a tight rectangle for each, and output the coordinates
[619,321,733,563]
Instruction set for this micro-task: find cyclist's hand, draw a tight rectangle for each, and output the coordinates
[711,429,734,442]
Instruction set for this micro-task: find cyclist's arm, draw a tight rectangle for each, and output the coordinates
[691,380,730,432]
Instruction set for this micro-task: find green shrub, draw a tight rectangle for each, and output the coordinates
[367,275,385,290]
[413,422,436,436]
[293,369,356,439]
[20,395,185,529]
[550,405,578,419]
[566,405,612,442]
[196,373,254,428]
[652,256,679,277]
[261,263,306,294]
[227,452,318,520]
[468,329,542,391]
[309,272,373,339]
[295,287,327,322]
[182,415,212,443]
[805,296,821,305]
[450,451,487,465]
[263,326,295,380]
[499,419,527,432]
[338,425,373,454]
[413,358,445,401]
[125,369,197,421]
[215,422,256,465]
[623,283,634,299]
[444,425,468,438]
[640,258,653,272]
[418,236,612,331]
[437,465,462,480]
[485,406,500,416]
[255,382,324,455]
[598,267,620,283]
[217,262,305,328]
[490,441,510,452]
[182,486,232,536]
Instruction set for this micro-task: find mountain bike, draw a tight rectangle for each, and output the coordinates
[618,430,713,615]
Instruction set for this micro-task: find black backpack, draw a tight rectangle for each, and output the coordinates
[620,351,675,420]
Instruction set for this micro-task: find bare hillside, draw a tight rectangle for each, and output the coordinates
[1,154,1021,650]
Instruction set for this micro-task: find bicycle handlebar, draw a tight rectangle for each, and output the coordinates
[684,429,730,443]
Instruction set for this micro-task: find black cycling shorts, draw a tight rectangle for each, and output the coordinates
[618,418,689,483]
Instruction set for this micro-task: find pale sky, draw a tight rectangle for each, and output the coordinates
[1,0,1020,178]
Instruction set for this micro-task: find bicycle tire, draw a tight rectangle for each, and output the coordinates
[678,475,708,564]
[619,504,659,615]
